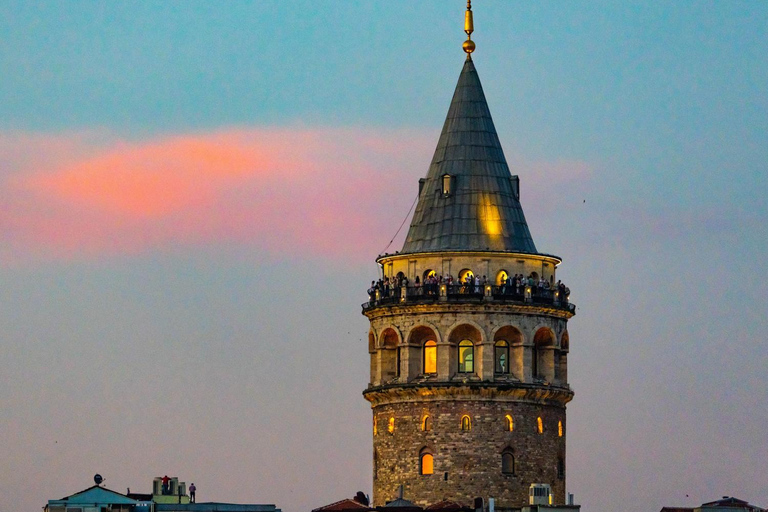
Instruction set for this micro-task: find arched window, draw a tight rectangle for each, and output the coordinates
[501,451,515,475]
[388,417,395,434]
[458,340,474,373]
[373,416,378,436]
[461,415,472,431]
[496,270,508,286]
[423,269,436,280]
[505,414,514,432]
[424,340,437,374]
[373,449,378,480]
[422,415,432,432]
[536,417,543,434]
[420,448,434,475]
[495,340,509,374]
[558,420,563,437]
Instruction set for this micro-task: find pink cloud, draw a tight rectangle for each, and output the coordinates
[0,128,595,266]
[0,127,433,265]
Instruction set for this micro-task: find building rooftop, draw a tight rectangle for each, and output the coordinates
[400,57,538,256]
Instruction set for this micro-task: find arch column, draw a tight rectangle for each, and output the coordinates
[522,343,533,382]
[481,340,494,380]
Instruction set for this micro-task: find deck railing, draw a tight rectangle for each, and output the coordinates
[362,284,574,313]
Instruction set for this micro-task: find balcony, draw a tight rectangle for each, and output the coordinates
[362,284,575,313]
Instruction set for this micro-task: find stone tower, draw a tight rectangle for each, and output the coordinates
[362,4,574,510]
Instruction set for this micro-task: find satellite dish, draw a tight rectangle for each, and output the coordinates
[94,474,103,485]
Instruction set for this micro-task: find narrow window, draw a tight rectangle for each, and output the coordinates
[495,340,509,374]
[388,417,395,434]
[424,340,437,374]
[373,416,377,436]
[505,414,514,432]
[422,415,432,432]
[461,415,472,431]
[537,417,543,434]
[396,347,401,378]
[442,173,452,196]
[374,449,378,480]
[420,450,434,475]
[558,420,563,437]
[557,457,565,479]
[502,451,515,475]
[458,340,474,373]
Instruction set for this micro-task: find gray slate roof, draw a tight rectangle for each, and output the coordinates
[400,57,538,255]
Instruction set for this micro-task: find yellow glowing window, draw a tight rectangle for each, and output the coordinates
[537,417,543,434]
[424,340,437,374]
[461,415,472,431]
[421,453,434,475]
[388,417,395,434]
[459,269,474,283]
[442,173,453,196]
[558,421,563,437]
[422,415,432,432]
[497,270,508,285]
[505,414,514,432]
[373,417,378,436]
[458,340,474,373]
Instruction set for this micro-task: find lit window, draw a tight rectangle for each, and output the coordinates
[373,417,377,436]
[497,270,508,285]
[422,415,432,432]
[495,340,509,374]
[537,417,543,434]
[505,414,514,432]
[502,451,515,475]
[424,340,437,374]
[458,269,474,283]
[420,450,434,475]
[388,417,395,434]
[458,340,474,373]
[442,173,453,196]
[558,421,563,437]
[461,415,472,431]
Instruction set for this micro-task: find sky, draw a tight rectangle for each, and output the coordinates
[1,1,767,512]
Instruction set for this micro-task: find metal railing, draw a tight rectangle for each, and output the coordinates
[362,284,574,313]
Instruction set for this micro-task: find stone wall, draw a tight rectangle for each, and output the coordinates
[371,398,566,509]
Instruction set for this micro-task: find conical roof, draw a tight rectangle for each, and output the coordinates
[400,58,538,255]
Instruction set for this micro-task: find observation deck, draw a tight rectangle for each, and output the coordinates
[362,285,575,314]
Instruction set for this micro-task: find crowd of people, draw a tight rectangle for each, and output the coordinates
[367,273,570,304]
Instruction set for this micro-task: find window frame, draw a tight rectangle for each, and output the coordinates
[423,340,437,374]
[501,451,515,475]
[420,449,434,475]
[458,339,474,373]
[495,340,509,374]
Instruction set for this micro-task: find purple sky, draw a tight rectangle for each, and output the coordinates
[1,2,767,512]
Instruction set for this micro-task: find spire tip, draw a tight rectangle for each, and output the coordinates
[463,0,475,55]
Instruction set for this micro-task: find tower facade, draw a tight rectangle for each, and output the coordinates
[362,5,574,510]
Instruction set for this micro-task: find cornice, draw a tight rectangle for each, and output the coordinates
[363,382,574,408]
[364,302,574,321]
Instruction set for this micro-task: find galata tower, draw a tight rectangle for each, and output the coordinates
[362,3,575,510]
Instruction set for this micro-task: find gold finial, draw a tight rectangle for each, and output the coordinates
[463,0,476,55]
